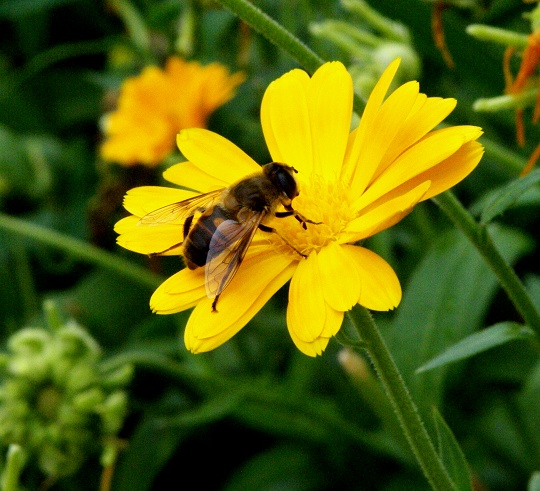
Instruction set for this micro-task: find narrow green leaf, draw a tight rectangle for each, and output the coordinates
[432,407,473,491]
[157,391,245,428]
[416,322,535,374]
[480,168,540,224]
[528,471,540,491]
[224,445,325,491]
[385,225,531,409]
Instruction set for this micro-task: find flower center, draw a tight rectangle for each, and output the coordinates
[268,176,353,258]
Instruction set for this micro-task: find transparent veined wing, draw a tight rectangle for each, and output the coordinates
[204,210,266,302]
[138,189,223,226]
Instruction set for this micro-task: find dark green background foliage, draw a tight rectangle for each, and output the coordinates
[2,0,540,489]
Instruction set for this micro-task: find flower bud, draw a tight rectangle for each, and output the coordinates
[0,302,132,481]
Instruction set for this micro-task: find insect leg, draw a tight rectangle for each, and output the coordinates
[211,294,220,313]
[258,223,307,258]
[275,207,321,230]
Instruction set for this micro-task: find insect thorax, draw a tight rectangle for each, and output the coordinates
[227,176,281,213]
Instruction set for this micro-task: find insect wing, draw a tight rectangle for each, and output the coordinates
[204,211,265,300]
[138,189,223,226]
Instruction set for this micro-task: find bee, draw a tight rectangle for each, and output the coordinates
[139,163,317,312]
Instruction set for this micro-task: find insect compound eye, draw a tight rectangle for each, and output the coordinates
[264,163,299,200]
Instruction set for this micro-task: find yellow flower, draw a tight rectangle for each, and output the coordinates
[100,56,245,167]
[115,59,484,356]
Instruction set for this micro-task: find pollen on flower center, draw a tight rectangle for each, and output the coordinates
[268,176,353,257]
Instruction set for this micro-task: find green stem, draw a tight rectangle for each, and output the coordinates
[466,24,529,48]
[473,89,538,112]
[341,0,410,43]
[0,212,162,290]
[1,444,26,491]
[433,191,540,335]
[310,21,376,60]
[216,0,323,72]
[110,0,154,63]
[214,0,365,114]
[347,305,456,491]
[482,135,527,175]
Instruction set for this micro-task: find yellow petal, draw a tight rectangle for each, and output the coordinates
[116,220,184,255]
[286,252,326,343]
[114,215,139,234]
[349,80,421,195]
[122,186,198,217]
[150,267,207,314]
[341,58,401,184]
[307,62,353,178]
[343,181,430,242]
[413,140,484,201]
[163,162,229,191]
[287,254,344,356]
[261,68,313,174]
[343,245,402,311]
[176,128,261,184]
[378,96,457,173]
[184,251,296,353]
[288,335,331,357]
[317,242,361,311]
[352,126,479,212]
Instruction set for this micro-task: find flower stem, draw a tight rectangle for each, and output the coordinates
[1,445,26,491]
[214,0,365,114]
[216,0,323,72]
[347,305,457,491]
[473,89,538,113]
[0,212,162,290]
[341,0,410,43]
[466,24,529,48]
[433,191,540,335]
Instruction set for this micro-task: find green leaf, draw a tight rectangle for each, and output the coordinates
[432,407,473,491]
[385,225,532,409]
[480,168,540,224]
[416,322,535,374]
[113,415,192,491]
[517,362,540,460]
[223,445,326,491]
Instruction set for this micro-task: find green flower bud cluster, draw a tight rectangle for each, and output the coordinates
[0,307,133,480]
[310,0,421,102]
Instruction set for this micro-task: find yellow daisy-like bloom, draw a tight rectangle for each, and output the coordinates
[115,59,484,356]
[100,56,245,167]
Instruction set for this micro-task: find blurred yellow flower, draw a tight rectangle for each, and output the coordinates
[115,59,484,356]
[100,56,245,167]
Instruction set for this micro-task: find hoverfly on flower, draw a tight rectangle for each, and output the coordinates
[138,162,318,312]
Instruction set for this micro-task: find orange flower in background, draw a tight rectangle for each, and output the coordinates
[100,57,245,167]
[115,59,483,357]
[431,1,455,69]
[504,31,540,175]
